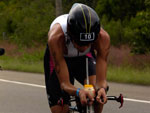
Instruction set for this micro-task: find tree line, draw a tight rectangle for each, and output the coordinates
[0,0,150,54]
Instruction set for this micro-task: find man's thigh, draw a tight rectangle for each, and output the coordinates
[44,46,72,108]
[65,56,96,85]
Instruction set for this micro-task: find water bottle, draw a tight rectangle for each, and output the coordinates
[84,84,95,113]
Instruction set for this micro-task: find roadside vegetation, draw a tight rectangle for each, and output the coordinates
[0,41,44,73]
[0,0,150,85]
[107,46,150,85]
[107,66,150,85]
[0,42,150,85]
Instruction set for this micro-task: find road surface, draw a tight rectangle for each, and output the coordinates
[0,70,150,113]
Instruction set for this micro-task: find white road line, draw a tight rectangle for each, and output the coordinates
[0,78,150,104]
[124,98,150,104]
[0,79,45,88]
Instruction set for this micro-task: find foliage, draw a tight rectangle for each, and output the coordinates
[0,0,150,54]
[62,0,99,13]
[128,0,150,54]
[0,0,55,47]
[96,0,145,21]
[101,16,125,46]
[96,0,150,54]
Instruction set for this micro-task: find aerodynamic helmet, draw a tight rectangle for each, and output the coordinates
[67,3,100,46]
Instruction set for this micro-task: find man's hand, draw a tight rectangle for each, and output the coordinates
[96,88,107,104]
[78,89,95,105]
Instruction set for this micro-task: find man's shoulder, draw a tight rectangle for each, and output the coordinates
[48,24,65,54]
[50,14,68,35]
[93,28,110,52]
[49,24,65,42]
[100,28,110,42]
[54,14,68,23]
[50,14,68,28]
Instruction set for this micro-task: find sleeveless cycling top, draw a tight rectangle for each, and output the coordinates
[50,14,91,57]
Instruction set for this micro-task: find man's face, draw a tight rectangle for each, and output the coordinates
[72,40,91,52]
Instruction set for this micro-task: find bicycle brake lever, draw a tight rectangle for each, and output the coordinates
[117,94,124,108]
[107,94,124,108]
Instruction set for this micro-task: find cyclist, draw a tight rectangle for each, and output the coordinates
[44,3,110,113]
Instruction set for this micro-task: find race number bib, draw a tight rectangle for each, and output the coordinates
[80,32,95,41]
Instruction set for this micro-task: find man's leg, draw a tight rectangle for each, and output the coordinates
[44,69,70,113]
[50,105,69,113]
[94,104,104,113]
[44,46,70,113]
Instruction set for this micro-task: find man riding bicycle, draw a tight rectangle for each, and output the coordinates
[44,3,110,113]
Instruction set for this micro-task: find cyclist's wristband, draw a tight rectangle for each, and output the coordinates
[96,87,108,94]
[76,88,81,97]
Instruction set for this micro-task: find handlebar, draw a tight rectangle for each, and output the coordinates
[107,94,124,108]
[67,94,124,109]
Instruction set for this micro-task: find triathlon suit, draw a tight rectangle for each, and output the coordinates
[44,14,96,107]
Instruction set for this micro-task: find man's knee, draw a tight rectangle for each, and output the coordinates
[50,105,69,113]
[94,103,104,113]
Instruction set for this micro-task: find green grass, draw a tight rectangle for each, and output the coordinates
[1,52,150,85]
[0,50,44,73]
[107,65,150,85]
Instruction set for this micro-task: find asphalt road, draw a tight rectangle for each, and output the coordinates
[0,70,150,113]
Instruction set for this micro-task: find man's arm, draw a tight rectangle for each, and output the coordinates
[95,28,110,88]
[48,24,77,96]
[94,28,110,103]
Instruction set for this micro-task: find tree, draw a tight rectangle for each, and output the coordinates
[128,0,150,54]
[55,0,63,16]
[0,0,55,46]
[96,0,145,21]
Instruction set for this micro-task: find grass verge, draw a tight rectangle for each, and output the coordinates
[107,65,150,85]
[0,52,150,85]
[0,51,44,73]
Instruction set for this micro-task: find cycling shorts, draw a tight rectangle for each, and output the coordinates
[44,45,96,107]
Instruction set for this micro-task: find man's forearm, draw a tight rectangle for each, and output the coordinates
[61,82,78,96]
[96,57,108,89]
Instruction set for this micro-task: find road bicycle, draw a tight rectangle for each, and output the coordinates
[58,57,124,113]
